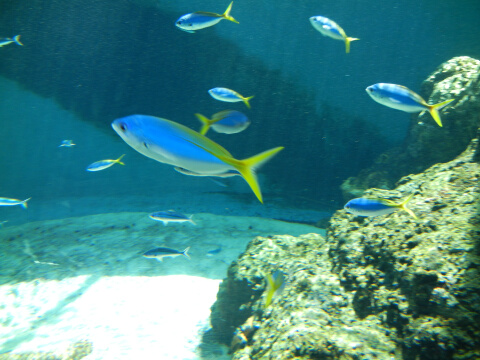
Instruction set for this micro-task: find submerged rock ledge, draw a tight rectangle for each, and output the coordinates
[207,131,480,359]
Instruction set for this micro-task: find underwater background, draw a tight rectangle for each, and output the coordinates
[0,0,480,359]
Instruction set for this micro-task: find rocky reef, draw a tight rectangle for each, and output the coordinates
[341,56,480,200]
[204,129,480,359]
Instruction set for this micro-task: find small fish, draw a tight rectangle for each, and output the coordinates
[195,110,250,135]
[175,1,238,33]
[59,140,76,147]
[208,88,254,109]
[366,83,454,127]
[86,154,125,172]
[309,16,358,53]
[344,194,417,219]
[173,166,240,178]
[0,197,31,209]
[264,270,286,308]
[0,35,23,47]
[149,210,196,225]
[206,246,222,256]
[112,115,283,203]
[143,246,190,262]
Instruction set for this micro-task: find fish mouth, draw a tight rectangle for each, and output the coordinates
[365,86,373,93]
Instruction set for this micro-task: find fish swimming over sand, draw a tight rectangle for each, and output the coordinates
[208,88,254,109]
[112,115,283,203]
[264,270,286,308]
[344,194,417,219]
[309,16,358,53]
[0,197,31,209]
[59,140,76,147]
[206,246,222,257]
[86,154,125,171]
[175,2,238,33]
[143,246,190,262]
[195,110,250,135]
[149,210,196,225]
[0,35,23,47]
[366,83,454,127]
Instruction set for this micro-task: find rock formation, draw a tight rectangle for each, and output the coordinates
[204,128,480,359]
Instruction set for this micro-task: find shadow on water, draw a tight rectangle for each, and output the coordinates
[0,0,389,205]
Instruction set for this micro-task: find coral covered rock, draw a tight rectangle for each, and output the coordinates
[206,132,480,359]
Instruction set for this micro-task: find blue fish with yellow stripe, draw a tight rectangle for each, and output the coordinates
[112,115,283,203]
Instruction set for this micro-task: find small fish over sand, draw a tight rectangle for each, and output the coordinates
[344,194,417,219]
[0,35,23,47]
[309,16,358,53]
[195,110,250,135]
[0,197,31,209]
[112,115,283,203]
[149,210,196,225]
[175,1,238,33]
[366,83,454,127]
[143,246,190,262]
[264,270,286,308]
[208,88,254,109]
[86,154,125,172]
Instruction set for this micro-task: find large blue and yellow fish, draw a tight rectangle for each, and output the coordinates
[112,115,283,203]
[175,2,238,33]
[366,83,454,127]
[344,194,417,219]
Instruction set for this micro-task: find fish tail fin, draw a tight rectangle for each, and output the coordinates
[234,147,284,203]
[195,113,212,135]
[345,37,359,53]
[397,194,417,219]
[189,215,197,226]
[223,1,239,24]
[427,99,454,127]
[185,139,283,203]
[264,273,275,308]
[183,246,191,259]
[21,197,31,209]
[116,154,126,165]
[13,35,23,46]
[243,95,254,109]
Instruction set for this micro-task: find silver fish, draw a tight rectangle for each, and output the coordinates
[143,246,190,262]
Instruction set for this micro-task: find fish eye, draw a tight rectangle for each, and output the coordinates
[176,21,181,25]
[119,123,128,131]
[143,142,149,149]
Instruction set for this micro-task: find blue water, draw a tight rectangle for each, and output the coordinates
[0,0,478,220]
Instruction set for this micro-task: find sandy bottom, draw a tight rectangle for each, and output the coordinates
[0,211,324,359]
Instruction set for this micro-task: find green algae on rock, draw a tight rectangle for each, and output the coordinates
[206,133,480,359]
[341,56,480,200]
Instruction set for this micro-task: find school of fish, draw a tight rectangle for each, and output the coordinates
[1,1,459,282]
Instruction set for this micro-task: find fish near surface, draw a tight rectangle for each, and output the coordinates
[195,110,250,135]
[309,16,359,53]
[143,246,190,262]
[366,83,454,127]
[112,115,283,203]
[344,194,417,219]
[175,1,238,33]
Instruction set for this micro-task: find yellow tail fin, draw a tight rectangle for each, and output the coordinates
[115,154,126,165]
[243,95,254,109]
[21,197,31,209]
[222,1,239,24]
[345,37,359,53]
[427,99,454,127]
[195,113,213,135]
[187,142,284,203]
